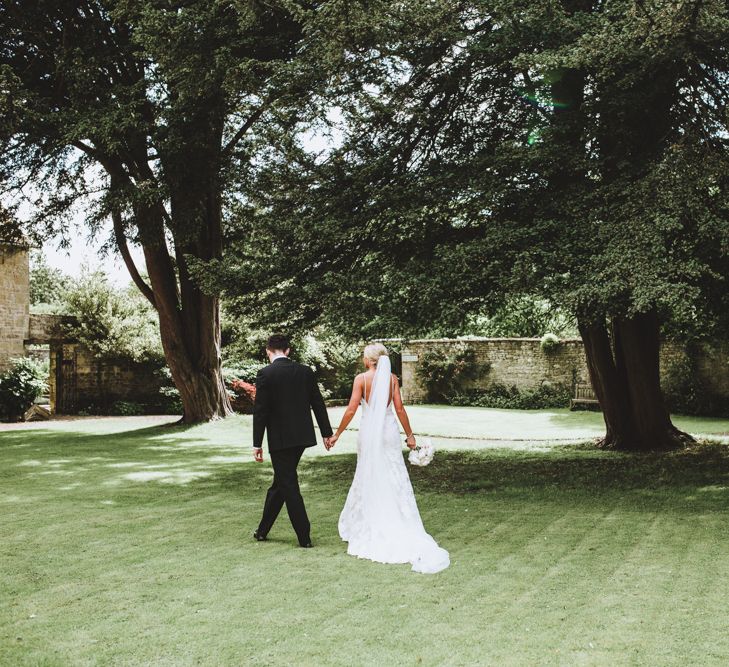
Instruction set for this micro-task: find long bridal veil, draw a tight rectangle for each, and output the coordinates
[339,354,449,574]
[356,355,402,534]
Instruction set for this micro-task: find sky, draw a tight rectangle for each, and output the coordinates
[16,110,341,287]
[40,216,144,287]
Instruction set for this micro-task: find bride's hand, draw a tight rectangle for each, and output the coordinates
[327,434,339,449]
[406,434,417,450]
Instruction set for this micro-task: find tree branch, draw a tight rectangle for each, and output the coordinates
[221,104,268,158]
[111,208,156,308]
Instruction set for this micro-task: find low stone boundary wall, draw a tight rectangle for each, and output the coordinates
[400,338,729,405]
[49,342,165,414]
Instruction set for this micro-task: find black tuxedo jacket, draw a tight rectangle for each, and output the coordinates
[252,357,333,451]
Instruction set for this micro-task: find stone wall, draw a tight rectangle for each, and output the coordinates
[0,244,168,415]
[49,342,166,414]
[659,340,729,401]
[26,313,74,343]
[400,338,587,403]
[0,243,30,372]
[400,337,729,404]
[697,342,729,398]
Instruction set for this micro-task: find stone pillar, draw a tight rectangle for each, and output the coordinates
[0,243,30,373]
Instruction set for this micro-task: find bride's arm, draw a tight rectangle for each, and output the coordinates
[329,375,364,446]
[392,376,417,449]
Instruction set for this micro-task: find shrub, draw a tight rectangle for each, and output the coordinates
[148,367,183,415]
[29,251,70,307]
[230,379,256,414]
[223,362,264,415]
[110,400,145,416]
[222,361,267,385]
[61,268,163,363]
[295,333,361,400]
[231,380,256,399]
[317,381,332,401]
[157,386,183,415]
[221,324,364,400]
[540,333,562,353]
[417,344,490,403]
[451,382,571,410]
[0,357,49,422]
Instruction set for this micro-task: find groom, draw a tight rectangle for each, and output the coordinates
[252,334,333,547]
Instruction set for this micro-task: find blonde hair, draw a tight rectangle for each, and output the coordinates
[363,342,389,366]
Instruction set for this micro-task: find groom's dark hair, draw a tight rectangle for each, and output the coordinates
[266,334,290,352]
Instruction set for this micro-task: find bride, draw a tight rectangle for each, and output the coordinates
[326,343,449,574]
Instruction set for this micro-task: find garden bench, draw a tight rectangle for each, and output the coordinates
[570,383,601,411]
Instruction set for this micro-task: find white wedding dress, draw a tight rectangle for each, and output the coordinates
[338,356,450,574]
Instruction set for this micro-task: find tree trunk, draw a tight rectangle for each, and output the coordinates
[103,97,235,425]
[578,317,637,449]
[578,311,694,451]
[137,202,232,424]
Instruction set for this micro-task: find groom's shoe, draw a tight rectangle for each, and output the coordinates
[253,530,267,542]
[299,540,313,548]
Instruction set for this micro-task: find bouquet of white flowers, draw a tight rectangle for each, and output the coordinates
[408,437,435,467]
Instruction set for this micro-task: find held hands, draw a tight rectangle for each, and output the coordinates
[324,434,339,450]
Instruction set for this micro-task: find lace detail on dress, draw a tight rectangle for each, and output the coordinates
[338,397,449,574]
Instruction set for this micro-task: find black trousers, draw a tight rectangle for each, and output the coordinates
[257,446,310,545]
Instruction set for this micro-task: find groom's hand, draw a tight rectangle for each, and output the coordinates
[253,447,263,462]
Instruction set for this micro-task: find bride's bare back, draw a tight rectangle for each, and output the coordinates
[328,358,416,449]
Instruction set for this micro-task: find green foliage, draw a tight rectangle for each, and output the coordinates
[221,323,362,399]
[539,333,562,354]
[219,310,269,366]
[157,385,183,415]
[417,345,490,403]
[0,356,48,421]
[110,401,145,417]
[464,297,577,338]
[222,361,267,386]
[29,251,70,307]
[1,1,346,420]
[0,205,23,243]
[451,383,571,410]
[0,0,328,248]
[61,269,163,363]
[294,332,362,400]
[203,0,729,342]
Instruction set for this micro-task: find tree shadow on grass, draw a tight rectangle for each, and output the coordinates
[0,420,199,443]
[4,423,729,514]
[0,422,253,490]
[287,443,729,514]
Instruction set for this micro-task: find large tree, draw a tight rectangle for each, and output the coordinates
[540,0,729,449]
[203,0,729,449]
[0,0,328,421]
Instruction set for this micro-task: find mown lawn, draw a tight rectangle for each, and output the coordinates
[2,414,729,666]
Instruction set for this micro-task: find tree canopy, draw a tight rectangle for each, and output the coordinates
[0,0,345,421]
[198,0,729,449]
[203,0,728,341]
